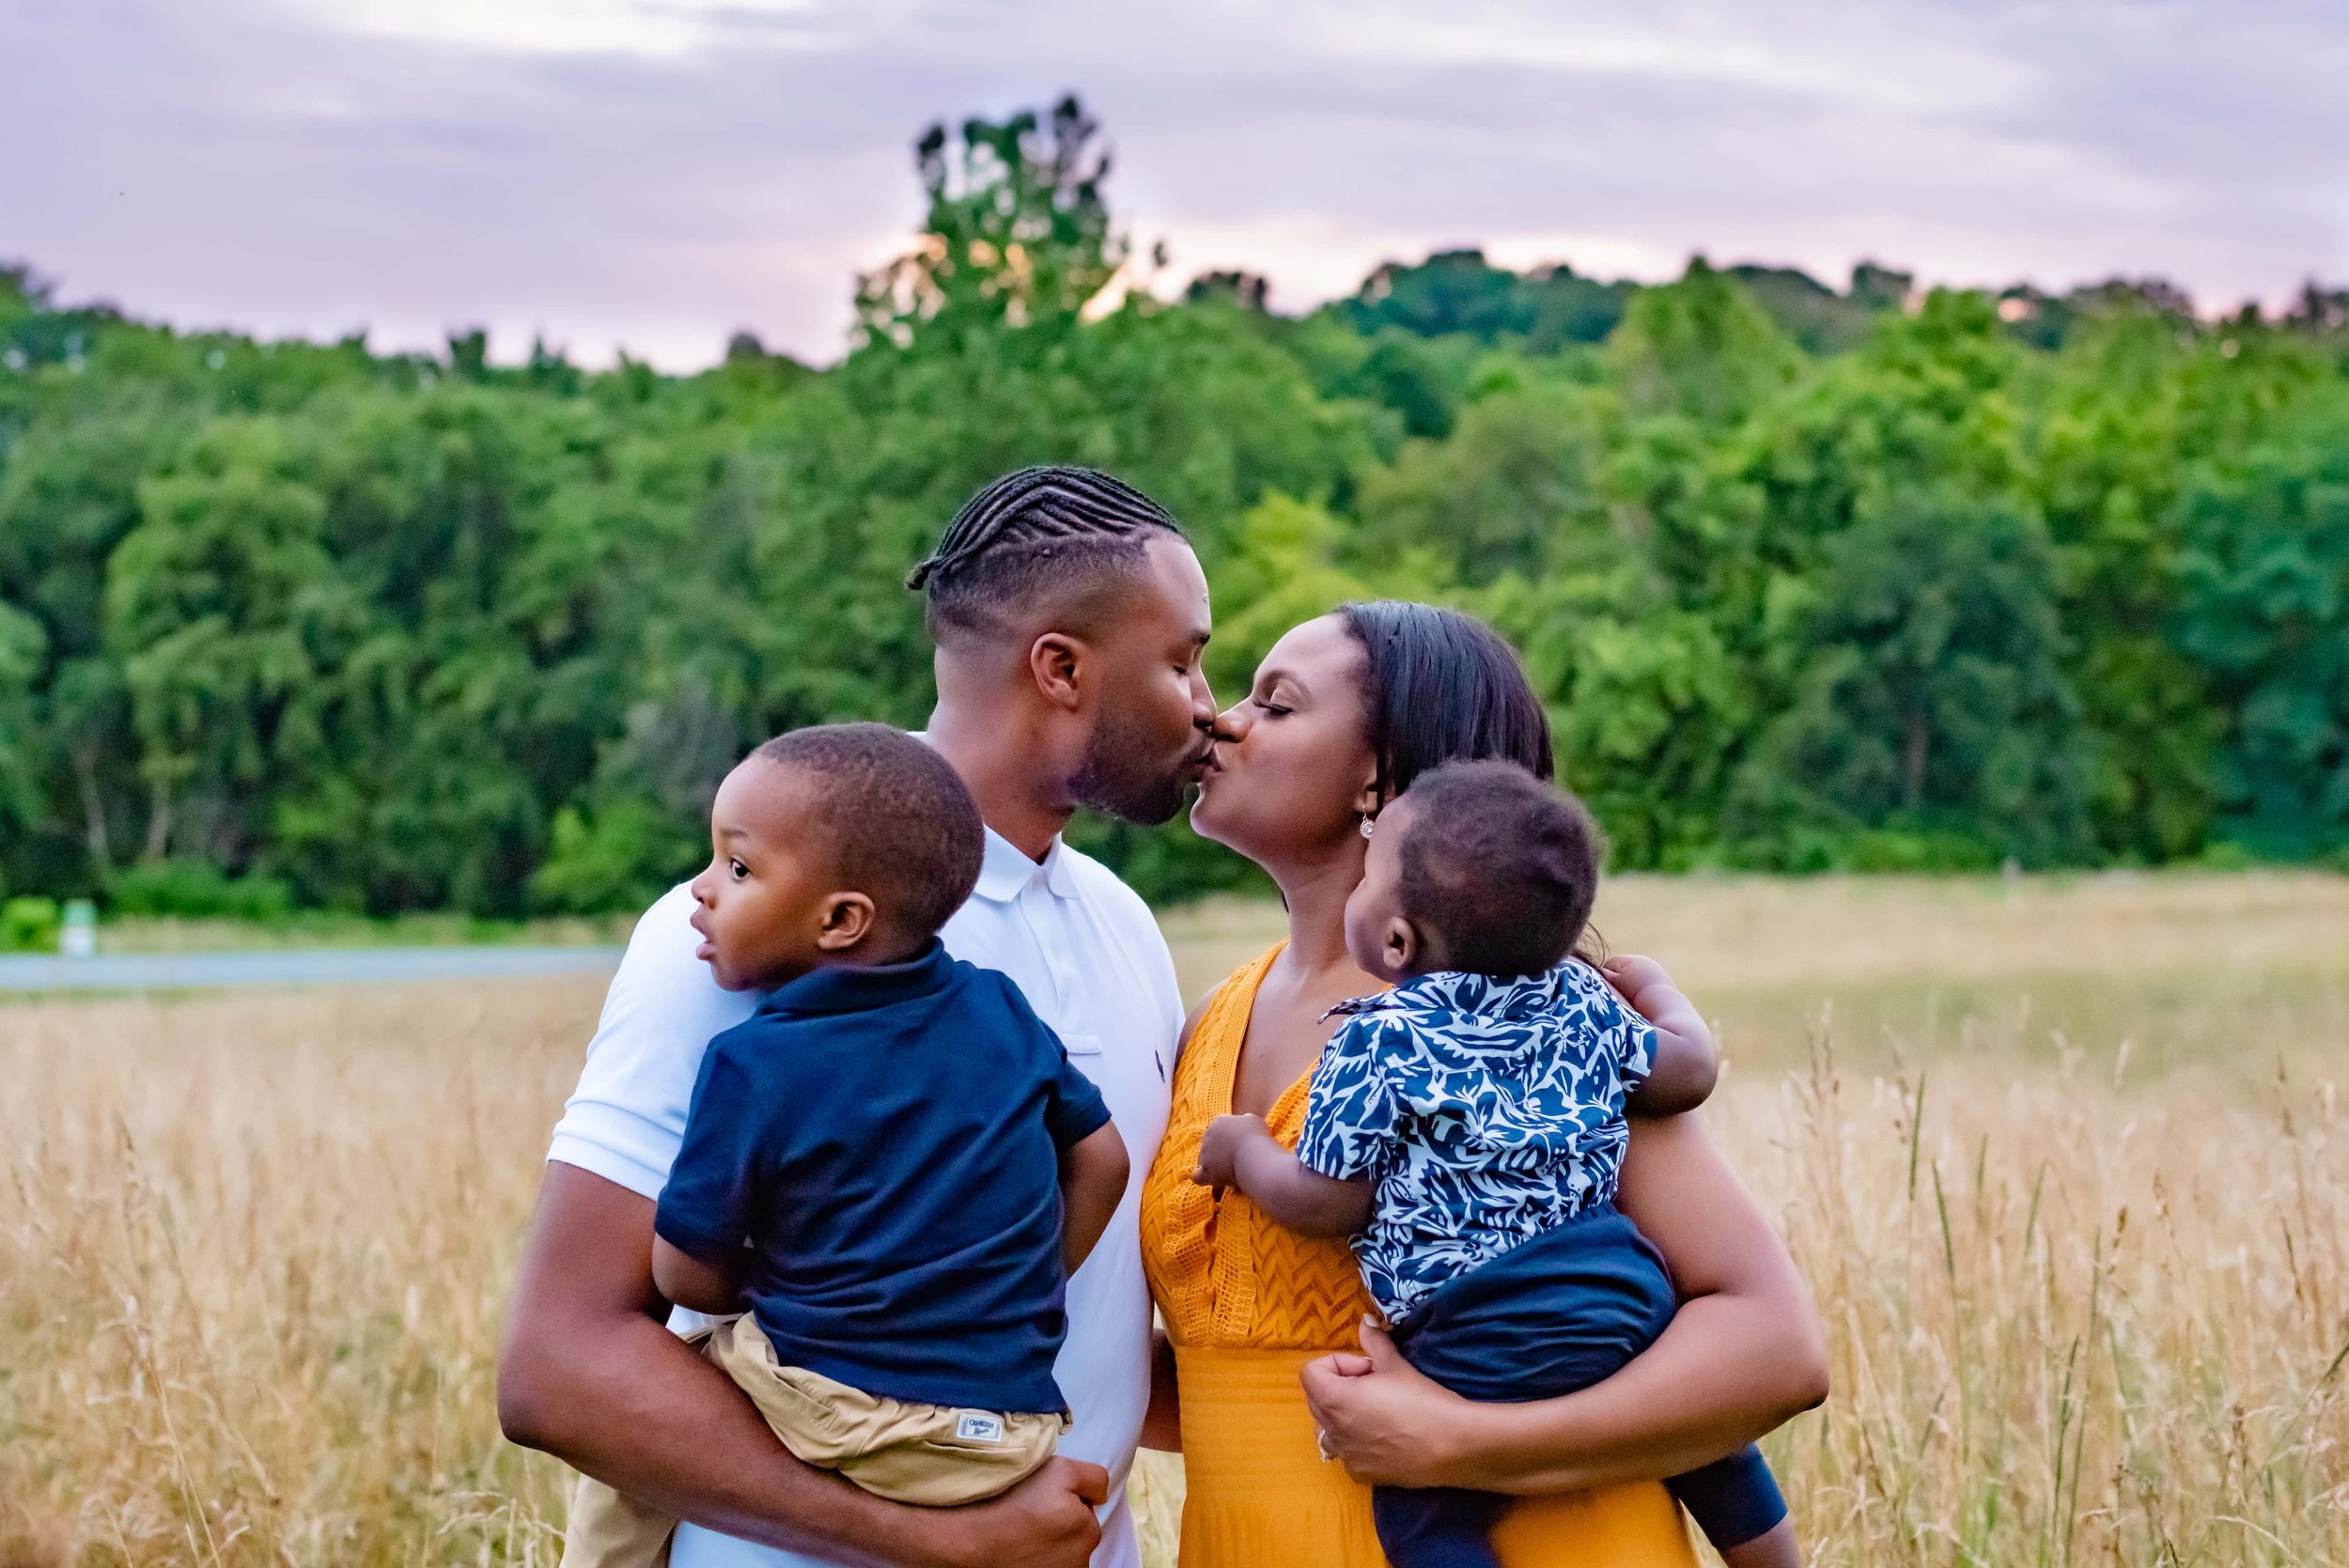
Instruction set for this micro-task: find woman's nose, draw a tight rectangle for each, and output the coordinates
[1212,704,1249,743]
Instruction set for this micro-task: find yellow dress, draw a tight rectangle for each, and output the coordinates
[1140,946,1698,1568]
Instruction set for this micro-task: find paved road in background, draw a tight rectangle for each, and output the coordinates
[0,946,624,993]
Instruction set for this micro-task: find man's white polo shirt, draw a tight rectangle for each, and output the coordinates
[546,828,1180,1568]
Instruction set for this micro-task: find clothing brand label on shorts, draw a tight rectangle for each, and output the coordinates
[955,1412,1005,1443]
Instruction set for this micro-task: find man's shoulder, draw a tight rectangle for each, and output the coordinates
[625,879,705,959]
[547,881,756,1201]
[588,881,760,1062]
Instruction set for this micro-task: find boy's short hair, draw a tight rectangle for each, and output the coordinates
[1393,760,1603,980]
[754,724,984,942]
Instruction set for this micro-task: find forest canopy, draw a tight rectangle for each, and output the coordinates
[5,96,2348,917]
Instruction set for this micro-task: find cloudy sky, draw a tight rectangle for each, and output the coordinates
[9,0,2348,367]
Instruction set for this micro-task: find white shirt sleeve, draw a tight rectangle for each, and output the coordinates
[545,882,759,1201]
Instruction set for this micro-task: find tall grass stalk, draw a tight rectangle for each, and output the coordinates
[5,876,2345,1564]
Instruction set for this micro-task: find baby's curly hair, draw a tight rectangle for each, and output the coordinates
[1393,760,1605,980]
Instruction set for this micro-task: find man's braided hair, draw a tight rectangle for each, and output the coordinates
[908,466,1185,644]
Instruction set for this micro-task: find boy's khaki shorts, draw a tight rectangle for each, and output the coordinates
[563,1313,1068,1568]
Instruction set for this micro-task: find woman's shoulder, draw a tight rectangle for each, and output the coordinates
[1194,943,1284,1032]
[1174,943,1284,1073]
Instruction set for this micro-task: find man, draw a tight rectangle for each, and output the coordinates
[499,466,1217,1568]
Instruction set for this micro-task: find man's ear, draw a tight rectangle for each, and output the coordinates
[816,893,877,952]
[1028,631,1089,714]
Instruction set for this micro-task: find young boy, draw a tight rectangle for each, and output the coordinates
[1192,759,1798,1568]
[563,723,1130,1568]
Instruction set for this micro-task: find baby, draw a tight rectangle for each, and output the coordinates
[564,723,1129,1568]
[1193,758,1797,1568]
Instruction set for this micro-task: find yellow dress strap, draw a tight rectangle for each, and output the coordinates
[1143,945,1379,1353]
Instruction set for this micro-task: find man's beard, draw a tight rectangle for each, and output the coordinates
[1069,707,1201,827]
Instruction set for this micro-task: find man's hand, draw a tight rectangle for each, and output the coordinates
[1191,1111,1270,1198]
[916,1457,1108,1568]
[1298,1318,1476,1490]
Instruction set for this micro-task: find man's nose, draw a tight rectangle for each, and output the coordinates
[1190,668,1217,726]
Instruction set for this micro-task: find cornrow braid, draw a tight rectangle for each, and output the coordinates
[910,466,1187,646]
[906,465,1183,591]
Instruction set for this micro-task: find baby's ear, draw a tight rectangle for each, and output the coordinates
[1381,916,1419,976]
[817,892,877,951]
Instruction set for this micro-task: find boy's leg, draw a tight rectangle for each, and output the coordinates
[1667,1445,1797,1567]
[708,1312,1062,1507]
[559,1326,723,1568]
[1718,1519,1802,1568]
[560,1474,678,1568]
[1370,1483,1508,1568]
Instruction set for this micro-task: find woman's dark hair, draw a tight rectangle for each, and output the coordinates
[1334,600,1555,805]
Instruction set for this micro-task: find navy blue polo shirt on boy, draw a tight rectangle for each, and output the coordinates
[651,939,1111,1416]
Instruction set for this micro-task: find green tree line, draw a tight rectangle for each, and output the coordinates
[4,96,2348,918]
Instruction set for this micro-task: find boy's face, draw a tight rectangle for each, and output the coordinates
[1343,792,1430,986]
[688,757,874,992]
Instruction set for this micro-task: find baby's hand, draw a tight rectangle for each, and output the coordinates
[1601,954,1680,1018]
[1192,1112,1270,1199]
[1604,953,1721,1114]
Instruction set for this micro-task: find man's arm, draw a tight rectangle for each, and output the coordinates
[497,1162,1108,1568]
[1300,1110,1826,1495]
[1058,1121,1129,1274]
[1192,1112,1374,1237]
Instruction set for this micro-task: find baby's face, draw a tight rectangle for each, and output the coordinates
[687,758,859,992]
[1343,792,1425,986]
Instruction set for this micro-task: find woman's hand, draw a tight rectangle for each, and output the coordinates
[1298,1319,1478,1489]
[1191,1111,1269,1198]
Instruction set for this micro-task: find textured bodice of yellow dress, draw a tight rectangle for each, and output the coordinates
[1139,945,1700,1567]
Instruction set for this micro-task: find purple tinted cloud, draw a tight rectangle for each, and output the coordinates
[5,0,2342,367]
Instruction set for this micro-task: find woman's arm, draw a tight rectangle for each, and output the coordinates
[1138,1328,1183,1452]
[1299,1110,1826,1495]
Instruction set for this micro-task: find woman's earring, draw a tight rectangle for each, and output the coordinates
[1359,815,1376,840]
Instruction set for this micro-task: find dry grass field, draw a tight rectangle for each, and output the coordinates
[4,872,2346,1566]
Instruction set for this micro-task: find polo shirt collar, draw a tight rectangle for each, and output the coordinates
[761,939,957,1017]
[970,826,1081,904]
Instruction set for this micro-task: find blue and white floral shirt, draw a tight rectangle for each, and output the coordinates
[1295,958,1655,1324]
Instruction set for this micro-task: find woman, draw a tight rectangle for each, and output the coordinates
[1140,602,1826,1566]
